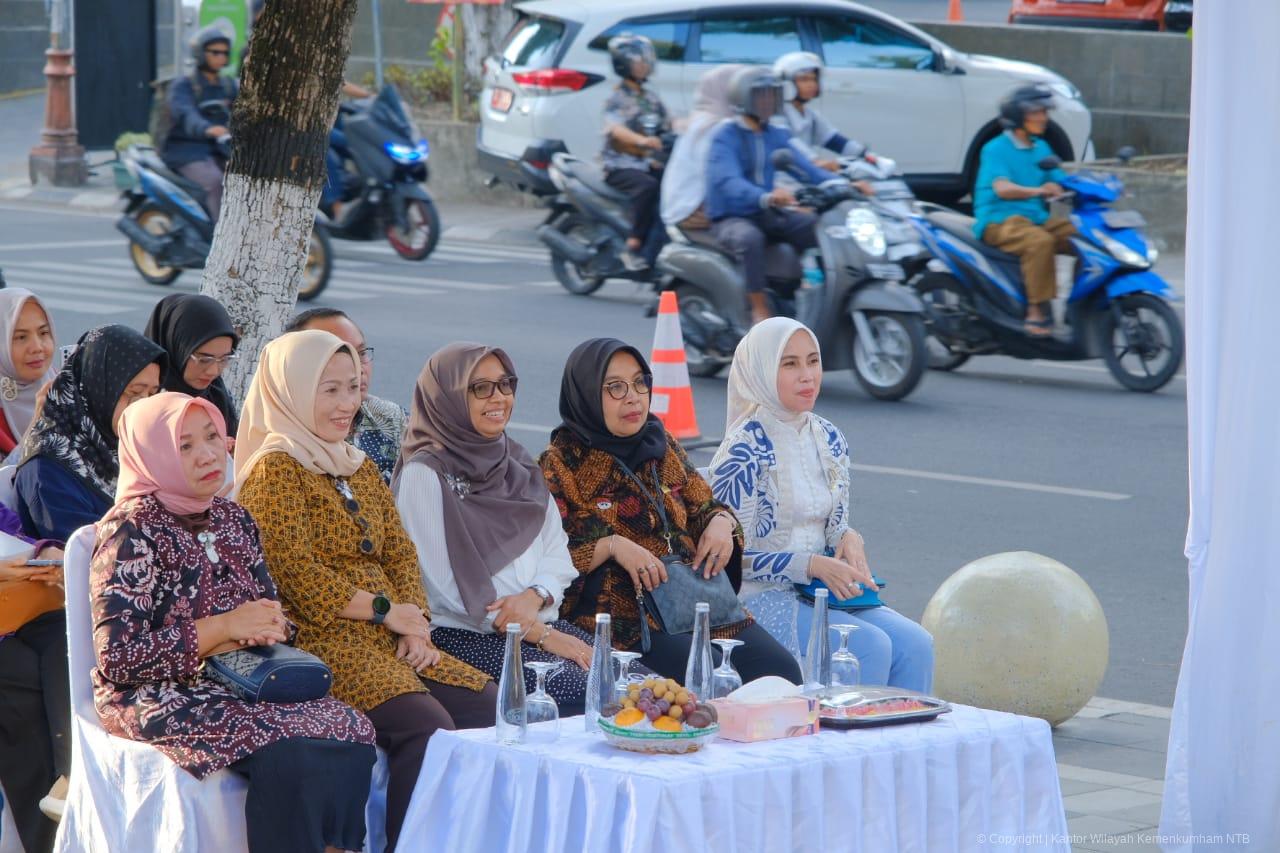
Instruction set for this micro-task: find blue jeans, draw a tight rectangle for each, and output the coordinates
[794,600,935,693]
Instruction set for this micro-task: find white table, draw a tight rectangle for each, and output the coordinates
[401,704,1069,853]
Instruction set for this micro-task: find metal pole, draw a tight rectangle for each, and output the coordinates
[451,8,463,122]
[372,0,384,90]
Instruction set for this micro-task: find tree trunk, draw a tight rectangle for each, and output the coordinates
[459,2,518,80]
[201,0,359,399]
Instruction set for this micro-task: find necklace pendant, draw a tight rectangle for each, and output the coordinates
[197,531,220,564]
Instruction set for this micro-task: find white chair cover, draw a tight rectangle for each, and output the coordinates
[54,525,389,852]
[0,465,17,511]
[0,783,21,853]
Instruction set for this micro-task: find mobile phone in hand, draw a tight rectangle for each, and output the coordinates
[24,559,64,567]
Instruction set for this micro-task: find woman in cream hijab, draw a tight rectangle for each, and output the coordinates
[660,63,744,230]
[235,330,495,853]
[709,318,934,691]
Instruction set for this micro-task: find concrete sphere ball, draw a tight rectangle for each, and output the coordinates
[921,551,1108,726]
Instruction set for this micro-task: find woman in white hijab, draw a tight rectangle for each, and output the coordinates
[708,318,934,691]
[660,64,744,230]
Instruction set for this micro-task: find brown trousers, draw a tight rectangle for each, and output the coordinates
[982,215,1076,305]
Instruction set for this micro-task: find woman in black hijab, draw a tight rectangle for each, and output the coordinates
[144,294,240,435]
[539,338,802,684]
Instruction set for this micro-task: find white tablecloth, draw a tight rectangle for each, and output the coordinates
[402,704,1069,853]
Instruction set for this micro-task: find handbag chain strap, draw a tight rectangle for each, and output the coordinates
[616,461,675,556]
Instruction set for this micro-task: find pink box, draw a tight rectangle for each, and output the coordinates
[710,695,820,742]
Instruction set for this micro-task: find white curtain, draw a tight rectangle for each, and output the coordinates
[1161,3,1280,849]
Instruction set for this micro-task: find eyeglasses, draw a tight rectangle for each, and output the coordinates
[189,352,239,368]
[468,375,518,399]
[333,478,375,555]
[602,375,653,400]
[206,49,230,57]
[356,347,374,364]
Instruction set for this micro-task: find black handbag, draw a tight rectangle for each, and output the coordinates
[204,644,333,704]
[615,463,746,653]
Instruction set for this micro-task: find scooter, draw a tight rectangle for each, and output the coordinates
[116,141,333,300]
[907,150,1183,392]
[656,150,929,402]
[323,86,441,261]
[839,153,929,275]
[537,112,673,295]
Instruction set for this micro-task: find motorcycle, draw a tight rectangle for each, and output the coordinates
[907,150,1183,392]
[323,86,441,261]
[537,113,673,294]
[116,141,333,300]
[655,150,929,402]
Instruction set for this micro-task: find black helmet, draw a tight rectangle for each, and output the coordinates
[190,25,233,70]
[998,83,1055,131]
[608,34,657,81]
[729,66,782,122]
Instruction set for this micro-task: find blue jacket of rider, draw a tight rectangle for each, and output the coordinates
[163,72,239,169]
[705,118,830,221]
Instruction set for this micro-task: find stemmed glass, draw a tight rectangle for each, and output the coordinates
[611,650,644,702]
[830,625,861,688]
[523,661,563,744]
[710,639,744,699]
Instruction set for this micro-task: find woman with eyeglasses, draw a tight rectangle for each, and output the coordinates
[392,343,616,716]
[0,288,59,460]
[234,330,495,853]
[539,338,802,684]
[144,294,241,440]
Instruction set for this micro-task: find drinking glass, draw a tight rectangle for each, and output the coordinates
[611,650,644,702]
[710,639,744,699]
[524,661,563,744]
[830,624,861,688]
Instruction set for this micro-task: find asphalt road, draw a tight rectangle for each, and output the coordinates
[0,201,1189,706]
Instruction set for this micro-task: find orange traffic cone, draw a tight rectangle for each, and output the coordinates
[649,291,701,440]
[948,0,963,22]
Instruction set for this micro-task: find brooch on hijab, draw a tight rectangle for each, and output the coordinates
[0,376,16,402]
[444,473,472,500]
[196,531,220,564]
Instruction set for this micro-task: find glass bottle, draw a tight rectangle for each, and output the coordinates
[584,613,614,732]
[685,602,714,701]
[496,622,527,744]
[803,588,832,688]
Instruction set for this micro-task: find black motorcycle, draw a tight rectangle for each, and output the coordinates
[323,86,441,261]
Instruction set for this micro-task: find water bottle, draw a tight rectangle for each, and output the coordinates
[496,623,527,744]
[803,588,832,688]
[801,250,825,289]
[685,602,714,701]
[584,613,614,732]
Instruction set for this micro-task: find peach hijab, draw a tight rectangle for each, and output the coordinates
[233,329,365,488]
[114,391,228,515]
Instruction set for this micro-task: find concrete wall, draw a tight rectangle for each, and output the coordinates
[0,0,50,96]
[414,115,539,207]
[914,21,1190,157]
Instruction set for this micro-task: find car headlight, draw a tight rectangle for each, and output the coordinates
[1048,81,1081,102]
[845,208,886,258]
[1097,231,1150,268]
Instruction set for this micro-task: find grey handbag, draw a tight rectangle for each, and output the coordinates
[638,554,746,652]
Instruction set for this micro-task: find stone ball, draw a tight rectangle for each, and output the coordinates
[921,551,1108,726]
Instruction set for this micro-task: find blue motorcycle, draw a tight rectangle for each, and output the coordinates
[906,152,1183,392]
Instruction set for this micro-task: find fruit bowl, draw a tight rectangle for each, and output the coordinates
[597,716,719,754]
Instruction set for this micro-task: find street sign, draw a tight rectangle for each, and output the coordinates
[199,0,250,75]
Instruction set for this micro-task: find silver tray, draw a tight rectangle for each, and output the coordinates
[813,686,952,729]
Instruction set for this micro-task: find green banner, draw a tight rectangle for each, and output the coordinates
[199,0,250,75]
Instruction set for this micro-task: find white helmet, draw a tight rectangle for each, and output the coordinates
[772,51,823,102]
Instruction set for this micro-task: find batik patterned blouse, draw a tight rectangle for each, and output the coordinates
[539,429,749,650]
[92,495,375,779]
[350,395,408,485]
[237,452,490,712]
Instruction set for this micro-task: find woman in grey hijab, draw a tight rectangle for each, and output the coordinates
[660,64,746,229]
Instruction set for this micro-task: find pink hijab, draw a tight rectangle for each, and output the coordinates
[114,391,229,516]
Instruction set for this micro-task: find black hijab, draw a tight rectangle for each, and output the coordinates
[144,294,240,434]
[18,325,168,501]
[555,338,668,470]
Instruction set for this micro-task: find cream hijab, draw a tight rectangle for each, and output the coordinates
[725,317,820,434]
[233,329,365,488]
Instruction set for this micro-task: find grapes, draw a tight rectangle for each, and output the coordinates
[639,688,654,701]
[682,702,696,717]
[657,698,671,713]
[645,706,662,722]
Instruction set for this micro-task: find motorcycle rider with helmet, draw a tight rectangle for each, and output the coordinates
[771,51,869,170]
[973,84,1074,336]
[705,66,830,324]
[163,26,238,223]
[601,34,671,272]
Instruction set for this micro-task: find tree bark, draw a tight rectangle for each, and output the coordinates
[459,3,519,80]
[200,0,359,399]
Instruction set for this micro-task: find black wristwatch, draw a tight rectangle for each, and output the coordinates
[371,592,392,626]
[528,584,554,609]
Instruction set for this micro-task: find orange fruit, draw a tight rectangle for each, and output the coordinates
[615,708,645,727]
[653,716,683,733]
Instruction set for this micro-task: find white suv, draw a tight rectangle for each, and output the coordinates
[478,0,1093,202]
